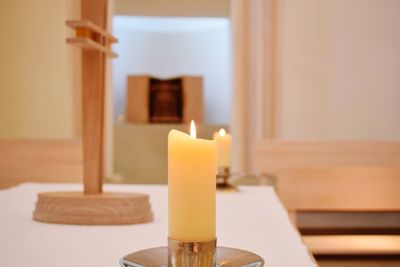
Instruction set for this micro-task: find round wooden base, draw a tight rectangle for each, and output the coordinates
[33,191,153,225]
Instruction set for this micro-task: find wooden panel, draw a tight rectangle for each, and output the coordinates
[182,76,203,123]
[0,139,82,189]
[303,235,400,255]
[254,141,400,175]
[276,167,400,212]
[126,76,150,123]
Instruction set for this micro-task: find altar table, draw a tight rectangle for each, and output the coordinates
[0,183,317,267]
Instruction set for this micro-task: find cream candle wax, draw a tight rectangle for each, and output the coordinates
[168,121,217,242]
[213,128,232,168]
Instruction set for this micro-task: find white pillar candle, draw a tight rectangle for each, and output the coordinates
[168,121,217,242]
[213,128,232,168]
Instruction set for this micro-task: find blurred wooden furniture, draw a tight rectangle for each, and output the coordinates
[126,75,203,123]
[276,166,400,255]
[254,141,400,175]
[0,139,83,189]
[277,167,400,214]
[254,141,400,256]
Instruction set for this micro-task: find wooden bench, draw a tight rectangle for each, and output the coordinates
[275,166,400,256]
[255,141,400,256]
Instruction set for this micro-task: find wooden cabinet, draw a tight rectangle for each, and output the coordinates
[126,75,203,124]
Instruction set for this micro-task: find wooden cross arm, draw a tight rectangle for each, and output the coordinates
[66,19,118,58]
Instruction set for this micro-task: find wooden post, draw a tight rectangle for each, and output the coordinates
[81,0,106,194]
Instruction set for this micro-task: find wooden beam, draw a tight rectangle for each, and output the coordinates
[66,19,117,43]
[80,0,108,194]
[66,37,117,57]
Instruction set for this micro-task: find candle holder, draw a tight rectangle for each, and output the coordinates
[216,166,238,192]
[120,239,265,267]
[168,238,216,267]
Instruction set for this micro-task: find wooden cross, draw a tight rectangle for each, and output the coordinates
[32,0,153,225]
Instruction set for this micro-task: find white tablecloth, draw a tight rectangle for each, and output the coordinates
[0,183,316,267]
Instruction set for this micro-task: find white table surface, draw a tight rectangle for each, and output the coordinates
[0,183,317,267]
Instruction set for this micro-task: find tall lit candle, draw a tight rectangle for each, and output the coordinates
[213,128,232,168]
[168,121,217,242]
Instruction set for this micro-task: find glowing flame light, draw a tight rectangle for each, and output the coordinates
[190,120,196,138]
[219,128,226,136]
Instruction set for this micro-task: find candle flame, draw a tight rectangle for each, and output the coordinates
[190,120,196,138]
[219,128,226,136]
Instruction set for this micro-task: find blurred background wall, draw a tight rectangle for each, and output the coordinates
[276,0,400,141]
[0,0,81,138]
[1,0,399,168]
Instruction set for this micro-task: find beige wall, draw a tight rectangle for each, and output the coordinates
[114,0,230,17]
[276,0,400,141]
[0,0,81,138]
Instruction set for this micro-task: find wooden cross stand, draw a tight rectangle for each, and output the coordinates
[33,0,153,225]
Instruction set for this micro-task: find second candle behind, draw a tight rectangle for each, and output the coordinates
[213,128,232,168]
[168,121,217,242]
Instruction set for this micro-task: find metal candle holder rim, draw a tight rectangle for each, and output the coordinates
[120,238,265,267]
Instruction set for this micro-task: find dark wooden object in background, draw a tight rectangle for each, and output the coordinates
[150,78,183,123]
[126,75,203,124]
